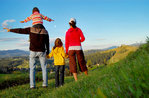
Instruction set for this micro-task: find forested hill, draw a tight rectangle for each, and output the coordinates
[105,45,138,64]
[85,45,138,68]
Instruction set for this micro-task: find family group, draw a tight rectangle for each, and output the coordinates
[3,7,88,89]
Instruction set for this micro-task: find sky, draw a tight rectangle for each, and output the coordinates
[0,0,149,51]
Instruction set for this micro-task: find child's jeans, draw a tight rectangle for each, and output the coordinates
[55,65,65,87]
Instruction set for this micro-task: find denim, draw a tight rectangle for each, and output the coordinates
[29,51,48,88]
[55,65,65,87]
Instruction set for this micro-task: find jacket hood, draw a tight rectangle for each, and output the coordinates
[52,47,62,54]
[68,27,79,32]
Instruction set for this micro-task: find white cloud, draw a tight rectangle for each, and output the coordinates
[0,38,21,42]
[16,42,29,47]
[2,19,16,28]
[16,38,29,47]
[0,37,29,50]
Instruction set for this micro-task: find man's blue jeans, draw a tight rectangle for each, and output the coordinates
[29,51,48,88]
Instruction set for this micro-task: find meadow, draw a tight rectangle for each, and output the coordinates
[0,42,149,97]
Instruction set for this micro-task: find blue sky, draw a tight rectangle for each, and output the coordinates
[0,0,149,51]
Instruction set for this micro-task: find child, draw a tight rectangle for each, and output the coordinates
[47,38,68,87]
[20,7,54,29]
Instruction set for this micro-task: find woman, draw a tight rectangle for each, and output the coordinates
[65,18,88,81]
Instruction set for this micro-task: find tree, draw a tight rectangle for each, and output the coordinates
[87,60,92,68]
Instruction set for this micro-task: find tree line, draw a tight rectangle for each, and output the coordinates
[85,51,116,68]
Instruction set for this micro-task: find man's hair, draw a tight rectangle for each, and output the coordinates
[32,7,40,14]
[53,38,63,50]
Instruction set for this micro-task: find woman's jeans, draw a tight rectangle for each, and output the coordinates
[29,51,48,88]
[55,65,65,87]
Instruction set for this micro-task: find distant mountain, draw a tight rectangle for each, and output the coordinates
[129,43,144,47]
[0,49,29,58]
[103,46,118,50]
[84,46,118,55]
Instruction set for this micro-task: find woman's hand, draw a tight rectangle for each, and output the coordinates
[3,28,10,32]
[20,21,25,23]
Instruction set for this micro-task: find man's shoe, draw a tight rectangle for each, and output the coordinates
[43,86,48,88]
[30,87,36,89]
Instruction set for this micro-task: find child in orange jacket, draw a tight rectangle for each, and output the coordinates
[47,38,68,87]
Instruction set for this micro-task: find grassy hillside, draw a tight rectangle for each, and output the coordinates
[103,45,138,64]
[0,43,148,97]
[85,45,138,68]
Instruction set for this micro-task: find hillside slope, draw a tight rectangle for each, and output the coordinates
[0,43,148,97]
[103,45,138,64]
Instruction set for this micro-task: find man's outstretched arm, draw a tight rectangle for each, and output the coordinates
[3,27,30,34]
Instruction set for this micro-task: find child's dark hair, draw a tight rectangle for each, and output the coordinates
[53,38,63,50]
[32,7,40,14]
[69,21,76,28]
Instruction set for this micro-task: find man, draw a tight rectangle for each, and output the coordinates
[4,27,49,89]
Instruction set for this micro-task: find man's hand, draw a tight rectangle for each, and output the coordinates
[20,21,25,23]
[3,28,10,32]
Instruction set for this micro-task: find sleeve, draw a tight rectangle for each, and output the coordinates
[61,47,69,58]
[10,28,30,35]
[24,15,32,22]
[41,14,52,22]
[48,48,53,58]
[45,34,50,55]
[65,31,69,54]
[79,29,85,42]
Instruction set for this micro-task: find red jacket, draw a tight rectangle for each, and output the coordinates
[65,27,85,54]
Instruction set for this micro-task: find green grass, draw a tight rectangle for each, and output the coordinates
[0,72,55,90]
[0,73,29,83]
[0,72,41,90]
[0,43,149,97]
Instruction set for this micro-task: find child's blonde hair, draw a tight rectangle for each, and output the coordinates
[53,38,63,50]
